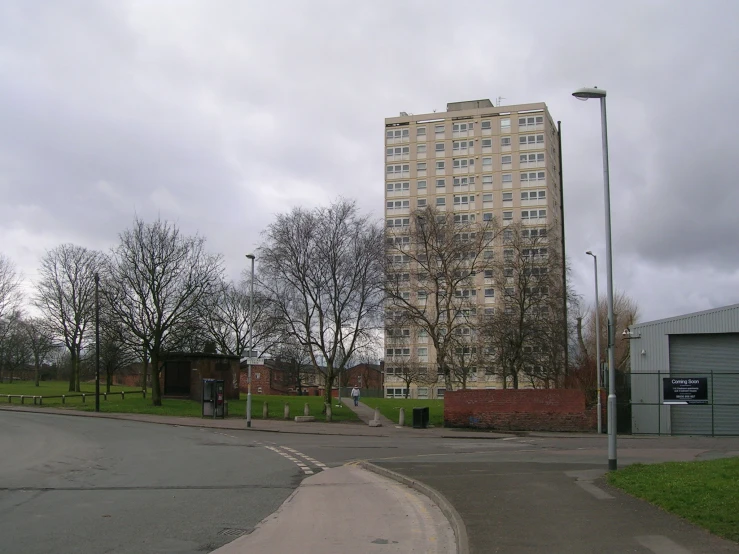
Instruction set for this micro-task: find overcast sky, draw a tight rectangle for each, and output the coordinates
[1,0,738,323]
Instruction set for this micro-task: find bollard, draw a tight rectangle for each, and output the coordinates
[399,407,405,426]
[325,403,332,422]
[21,395,25,405]
[7,396,10,404]
[62,395,65,404]
[82,394,86,403]
[103,393,107,401]
[284,403,290,419]
[374,407,380,422]
[39,396,43,405]
[142,389,146,399]
[122,391,125,400]
[304,403,310,416]
[262,402,269,419]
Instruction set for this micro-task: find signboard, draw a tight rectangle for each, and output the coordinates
[663,377,709,405]
[246,358,264,365]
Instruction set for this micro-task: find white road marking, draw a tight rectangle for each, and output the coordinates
[635,535,693,554]
[264,445,325,475]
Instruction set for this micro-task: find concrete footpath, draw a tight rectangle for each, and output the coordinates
[211,464,456,554]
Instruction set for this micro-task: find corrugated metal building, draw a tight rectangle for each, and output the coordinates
[629,303,739,435]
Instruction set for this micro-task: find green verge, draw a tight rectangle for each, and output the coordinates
[607,457,739,542]
[360,397,444,427]
[0,381,359,422]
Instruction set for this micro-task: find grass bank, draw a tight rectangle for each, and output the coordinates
[607,457,739,542]
[0,381,359,422]
[360,397,444,427]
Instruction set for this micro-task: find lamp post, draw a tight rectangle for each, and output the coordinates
[245,254,255,427]
[574,86,617,470]
[95,272,100,413]
[585,251,602,434]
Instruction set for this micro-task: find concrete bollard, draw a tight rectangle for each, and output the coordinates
[399,407,405,426]
[7,396,10,404]
[21,395,25,405]
[374,407,380,422]
[284,403,290,419]
[82,394,86,403]
[39,396,43,405]
[62,395,65,404]
[122,391,125,400]
[263,402,269,419]
[326,404,332,422]
[304,403,310,416]
[103,393,107,401]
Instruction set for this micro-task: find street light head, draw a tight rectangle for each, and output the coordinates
[245,254,255,260]
[585,250,593,256]
[572,87,607,100]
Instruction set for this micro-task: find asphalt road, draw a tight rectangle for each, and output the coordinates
[0,412,315,554]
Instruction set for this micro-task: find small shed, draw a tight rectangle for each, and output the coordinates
[629,304,739,435]
[162,352,240,401]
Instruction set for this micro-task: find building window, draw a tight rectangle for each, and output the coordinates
[482,175,493,186]
[502,192,512,202]
[435,124,445,137]
[519,134,545,146]
[417,347,428,357]
[482,193,493,203]
[454,213,475,223]
[503,211,513,221]
[484,288,495,298]
[436,178,446,189]
[417,127,426,137]
[521,191,546,201]
[482,157,492,169]
[436,197,446,206]
[417,198,427,208]
[521,171,546,184]
[502,174,512,183]
[417,144,427,155]
[484,269,494,279]
[501,118,511,132]
[519,115,544,129]
[418,180,427,190]
[501,136,511,147]
[436,161,445,170]
[501,155,512,165]
[435,143,445,152]
[481,120,491,130]
[483,212,493,221]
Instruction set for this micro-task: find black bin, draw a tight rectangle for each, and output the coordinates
[412,406,429,429]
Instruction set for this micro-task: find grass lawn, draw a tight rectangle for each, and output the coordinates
[361,397,444,427]
[607,457,739,542]
[0,381,359,422]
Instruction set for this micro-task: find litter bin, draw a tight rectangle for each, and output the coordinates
[202,379,225,419]
[412,406,429,429]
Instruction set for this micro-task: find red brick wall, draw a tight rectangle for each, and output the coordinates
[444,389,597,432]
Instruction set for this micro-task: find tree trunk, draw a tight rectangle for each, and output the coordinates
[74,346,81,392]
[142,351,149,394]
[323,369,334,422]
[34,353,41,387]
[68,351,76,392]
[106,366,111,394]
[151,353,161,406]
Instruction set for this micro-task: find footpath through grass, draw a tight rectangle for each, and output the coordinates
[607,457,739,542]
[0,381,359,422]
[360,397,444,427]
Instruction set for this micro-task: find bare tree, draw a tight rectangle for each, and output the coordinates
[0,311,31,383]
[480,223,567,389]
[0,254,23,325]
[578,291,640,372]
[22,317,56,386]
[271,338,315,395]
[104,218,223,406]
[384,207,501,391]
[34,244,103,392]
[258,199,384,419]
[200,277,280,357]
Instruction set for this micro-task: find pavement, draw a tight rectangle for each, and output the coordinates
[3,403,739,554]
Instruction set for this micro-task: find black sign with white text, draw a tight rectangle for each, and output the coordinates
[663,377,709,405]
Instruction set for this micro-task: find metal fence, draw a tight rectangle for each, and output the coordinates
[630,371,739,436]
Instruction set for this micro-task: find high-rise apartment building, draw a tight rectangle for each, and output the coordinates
[383,99,565,399]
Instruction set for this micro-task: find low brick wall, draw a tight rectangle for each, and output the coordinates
[444,389,597,432]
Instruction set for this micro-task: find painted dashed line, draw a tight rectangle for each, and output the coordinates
[264,445,325,475]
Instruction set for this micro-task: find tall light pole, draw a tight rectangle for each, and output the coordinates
[95,272,100,413]
[574,86,617,470]
[245,254,255,428]
[586,251,602,434]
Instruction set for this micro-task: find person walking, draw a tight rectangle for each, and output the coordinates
[351,386,361,407]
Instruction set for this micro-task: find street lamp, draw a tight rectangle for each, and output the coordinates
[245,254,255,428]
[95,272,100,413]
[585,251,602,434]
[574,86,617,470]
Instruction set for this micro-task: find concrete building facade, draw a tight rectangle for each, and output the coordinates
[384,99,564,399]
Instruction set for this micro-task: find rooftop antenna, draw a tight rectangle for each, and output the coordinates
[496,96,506,107]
